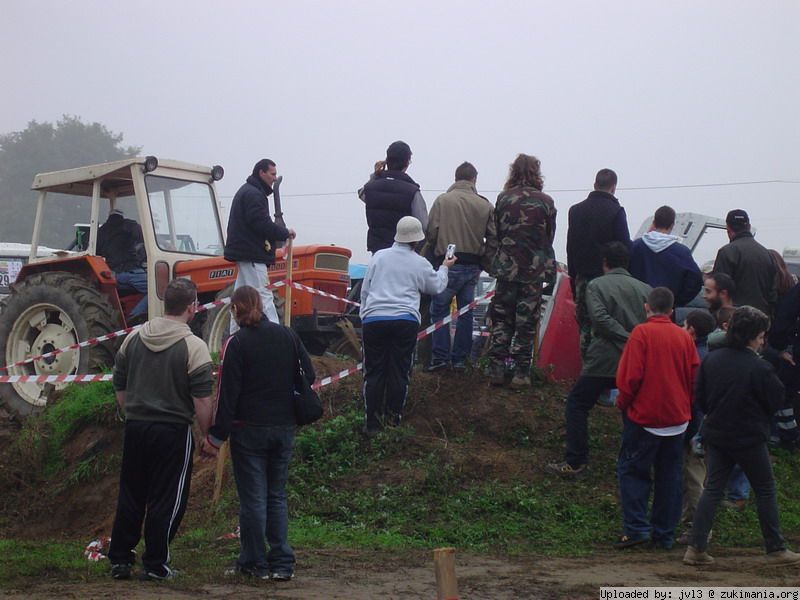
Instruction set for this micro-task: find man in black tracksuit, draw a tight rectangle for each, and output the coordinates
[108,278,215,581]
[566,168,632,358]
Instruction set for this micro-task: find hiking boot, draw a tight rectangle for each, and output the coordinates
[677,528,712,545]
[488,363,505,386]
[683,546,714,566]
[111,563,132,580]
[510,374,531,389]
[270,571,295,581]
[426,360,449,373]
[765,549,800,566]
[452,361,468,372]
[545,461,587,478]
[139,566,178,581]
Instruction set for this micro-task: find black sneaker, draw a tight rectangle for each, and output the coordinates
[224,564,269,579]
[426,361,449,372]
[270,571,294,581]
[362,424,381,438]
[111,563,132,580]
[614,534,651,549]
[139,566,178,581]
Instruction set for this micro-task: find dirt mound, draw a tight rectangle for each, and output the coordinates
[0,360,578,540]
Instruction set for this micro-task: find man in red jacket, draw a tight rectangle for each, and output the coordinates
[614,287,700,550]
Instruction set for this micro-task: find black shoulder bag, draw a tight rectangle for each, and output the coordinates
[290,331,323,426]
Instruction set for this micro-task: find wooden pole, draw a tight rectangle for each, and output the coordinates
[433,547,459,600]
[283,238,294,327]
[212,440,228,506]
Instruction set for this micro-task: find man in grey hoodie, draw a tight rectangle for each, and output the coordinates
[629,205,703,309]
[108,278,214,581]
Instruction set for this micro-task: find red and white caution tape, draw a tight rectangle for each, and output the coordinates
[287,281,361,308]
[84,536,111,561]
[312,362,364,391]
[0,285,494,387]
[0,280,288,372]
[0,373,114,384]
[416,290,495,340]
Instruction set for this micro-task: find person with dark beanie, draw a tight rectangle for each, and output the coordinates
[203,285,315,581]
[684,306,800,567]
[567,169,632,358]
[359,141,429,254]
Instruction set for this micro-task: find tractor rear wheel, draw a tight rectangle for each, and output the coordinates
[0,272,121,415]
[202,284,286,357]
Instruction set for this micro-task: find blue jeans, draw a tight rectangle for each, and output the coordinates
[430,264,481,364]
[116,269,148,317]
[727,464,751,501]
[230,425,295,577]
[617,416,684,546]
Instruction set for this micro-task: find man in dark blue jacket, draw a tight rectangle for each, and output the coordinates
[629,205,703,308]
[225,159,295,329]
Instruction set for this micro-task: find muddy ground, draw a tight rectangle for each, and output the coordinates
[3,549,800,599]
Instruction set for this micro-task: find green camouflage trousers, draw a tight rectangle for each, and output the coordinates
[487,279,543,372]
[574,275,593,359]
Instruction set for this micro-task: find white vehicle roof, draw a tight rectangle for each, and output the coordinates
[0,243,60,258]
[31,157,215,197]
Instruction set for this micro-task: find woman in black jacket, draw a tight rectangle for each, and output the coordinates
[684,306,800,567]
[203,285,315,581]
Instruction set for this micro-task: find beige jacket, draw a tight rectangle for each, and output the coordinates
[425,180,496,268]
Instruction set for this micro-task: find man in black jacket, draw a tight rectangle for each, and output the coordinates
[225,159,295,329]
[566,169,631,357]
[358,141,428,254]
[713,209,776,317]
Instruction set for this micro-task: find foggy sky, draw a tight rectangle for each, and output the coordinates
[2,1,799,265]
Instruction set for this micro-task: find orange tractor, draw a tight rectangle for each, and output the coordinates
[0,156,356,415]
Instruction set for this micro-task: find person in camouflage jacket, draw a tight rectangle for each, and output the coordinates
[485,154,557,388]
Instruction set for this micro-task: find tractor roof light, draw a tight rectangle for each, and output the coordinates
[143,156,159,172]
[210,165,224,181]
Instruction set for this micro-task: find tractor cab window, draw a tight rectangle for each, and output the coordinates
[37,192,93,252]
[145,176,224,256]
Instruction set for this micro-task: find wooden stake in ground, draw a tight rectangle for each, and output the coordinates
[283,238,294,327]
[433,547,459,600]
[212,440,229,506]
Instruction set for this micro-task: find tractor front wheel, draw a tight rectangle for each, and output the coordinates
[0,272,121,415]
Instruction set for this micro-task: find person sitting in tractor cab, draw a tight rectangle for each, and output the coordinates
[97,209,148,321]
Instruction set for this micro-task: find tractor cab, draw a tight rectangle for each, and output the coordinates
[25,156,231,324]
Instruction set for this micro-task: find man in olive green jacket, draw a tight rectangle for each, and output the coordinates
[546,242,651,477]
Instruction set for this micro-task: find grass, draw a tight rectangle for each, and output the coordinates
[2,379,800,587]
[14,382,118,476]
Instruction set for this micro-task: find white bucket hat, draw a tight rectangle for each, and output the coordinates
[394,216,425,243]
